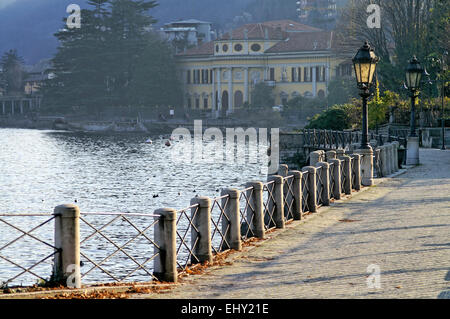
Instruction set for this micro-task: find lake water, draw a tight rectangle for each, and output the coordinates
[0,128,268,286]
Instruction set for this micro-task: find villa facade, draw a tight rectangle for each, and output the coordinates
[176,20,353,116]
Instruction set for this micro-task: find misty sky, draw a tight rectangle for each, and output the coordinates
[0,0,16,9]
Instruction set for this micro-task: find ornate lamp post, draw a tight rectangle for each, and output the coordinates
[405,56,424,165]
[352,41,379,186]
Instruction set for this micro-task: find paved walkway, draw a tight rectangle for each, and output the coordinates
[135,149,450,299]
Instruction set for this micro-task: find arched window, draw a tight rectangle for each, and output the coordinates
[234,90,243,108]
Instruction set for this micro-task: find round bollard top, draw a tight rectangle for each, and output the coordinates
[154,208,177,221]
[53,204,80,218]
[221,188,240,199]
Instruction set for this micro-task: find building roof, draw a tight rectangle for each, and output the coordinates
[167,19,212,25]
[177,41,215,56]
[265,31,336,53]
[177,20,333,57]
[219,20,322,41]
[260,20,322,32]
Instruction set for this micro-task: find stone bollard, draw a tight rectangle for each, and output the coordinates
[309,151,323,166]
[339,155,352,195]
[277,164,289,177]
[316,162,330,206]
[351,154,362,191]
[190,196,212,264]
[53,204,81,288]
[328,159,342,200]
[245,181,265,239]
[355,148,374,186]
[221,188,242,251]
[388,143,395,174]
[288,170,303,220]
[406,136,420,165]
[268,175,285,228]
[336,148,345,158]
[392,141,400,172]
[153,208,178,283]
[302,166,317,213]
[384,144,392,175]
[326,150,336,161]
[380,145,389,177]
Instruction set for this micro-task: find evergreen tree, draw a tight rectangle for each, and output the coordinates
[43,0,182,115]
[0,49,25,95]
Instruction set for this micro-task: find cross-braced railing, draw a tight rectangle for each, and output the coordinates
[301,171,310,213]
[329,162,336,199]
[283,175,296,221]
[175,204,200,270]
[0,214,58,288]
[79,212,160,284]
[262,180,277,230]
[239,186,256,240]
[340,162,347,194]
[210,195,231,254]
[315,166,324,207]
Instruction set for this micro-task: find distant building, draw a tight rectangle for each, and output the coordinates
[176,19,353,116]
[160,19,214,52]
[23,58,54,95]
[297,0,338,30]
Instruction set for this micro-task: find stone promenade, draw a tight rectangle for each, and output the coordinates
[135,149,450,299]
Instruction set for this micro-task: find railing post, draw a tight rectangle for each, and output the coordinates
[288,170,303,220]
[277,164,288,177]
[392,141,400,172]
[316,162,330,206]
[221,188,242,251]
[336,148,345,158]
[190,196,212,264]
[53,204,81,288]
[268,175,285,228]
[388,143,395,174]
[339,155,352,195]
[380,145,389,177]
[352,154,362,191]
[246,181,265,239]
[302,166,317,213]
[326,150,336,161]
[328,159,342,200]
[153,208,177,283]
[355,148,374,186]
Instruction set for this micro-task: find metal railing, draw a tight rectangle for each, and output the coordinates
[303,129,407,150]
[78,212,161,284]
[239,186,256,241]
[2,139,402,287]
[0,214,58,288]
[263,180,277,230]
[316,167,324,207]
[176,204,200,270]
[283,175,296,221]
[210,195,231,254]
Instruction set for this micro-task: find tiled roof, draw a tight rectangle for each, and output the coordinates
[260,20,322,32]
[177,41,214,56]
[265,31,335,53]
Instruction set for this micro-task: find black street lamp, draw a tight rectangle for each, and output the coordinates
[352,41,379,149]
[405,56,424,137]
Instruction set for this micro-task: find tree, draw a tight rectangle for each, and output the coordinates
[0,49,25,95]
[42,0,182,114]
[335,0,449,95]
[250,82,275,108]
[129,35,183,107]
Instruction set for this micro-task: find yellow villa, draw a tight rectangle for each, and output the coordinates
[176,20,353,117]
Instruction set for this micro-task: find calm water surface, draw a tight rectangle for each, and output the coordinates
[0,128,267,286]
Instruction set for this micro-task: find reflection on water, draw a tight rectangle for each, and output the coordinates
[0,128,268,285]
